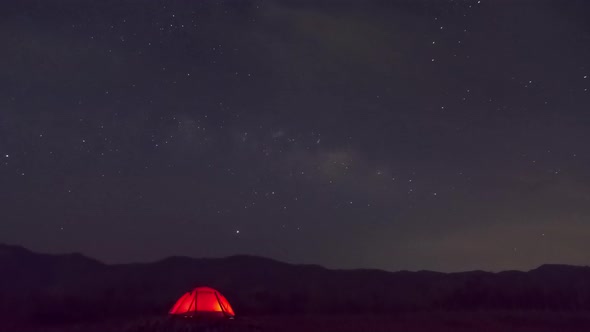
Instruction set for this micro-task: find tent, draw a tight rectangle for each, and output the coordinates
[169,286,235,318]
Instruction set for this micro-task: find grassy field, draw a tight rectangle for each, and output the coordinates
[12,311,590,332]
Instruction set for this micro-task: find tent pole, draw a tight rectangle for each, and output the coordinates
[214,292,227,316]
[193,289,198,313]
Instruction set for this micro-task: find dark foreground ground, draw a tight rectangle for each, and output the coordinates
[9,311,590,332]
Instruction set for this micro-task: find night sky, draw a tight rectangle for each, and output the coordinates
[1,0,590,272]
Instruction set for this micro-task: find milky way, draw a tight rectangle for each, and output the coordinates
[1,0,590,272]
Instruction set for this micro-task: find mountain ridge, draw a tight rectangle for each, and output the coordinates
[4,243,586,274]
[3,243,590,325]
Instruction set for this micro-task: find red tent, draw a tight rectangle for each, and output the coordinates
[169,286,235,318]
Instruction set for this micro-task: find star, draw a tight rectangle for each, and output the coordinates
[1,0,589,274]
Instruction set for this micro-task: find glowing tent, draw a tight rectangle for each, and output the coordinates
[169,286,235,318]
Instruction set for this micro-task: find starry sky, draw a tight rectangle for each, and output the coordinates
[1,0,590,272]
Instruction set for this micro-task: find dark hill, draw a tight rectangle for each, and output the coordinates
[2,244,590,325]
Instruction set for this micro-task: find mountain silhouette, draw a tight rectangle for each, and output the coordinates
[2,243,590,326]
